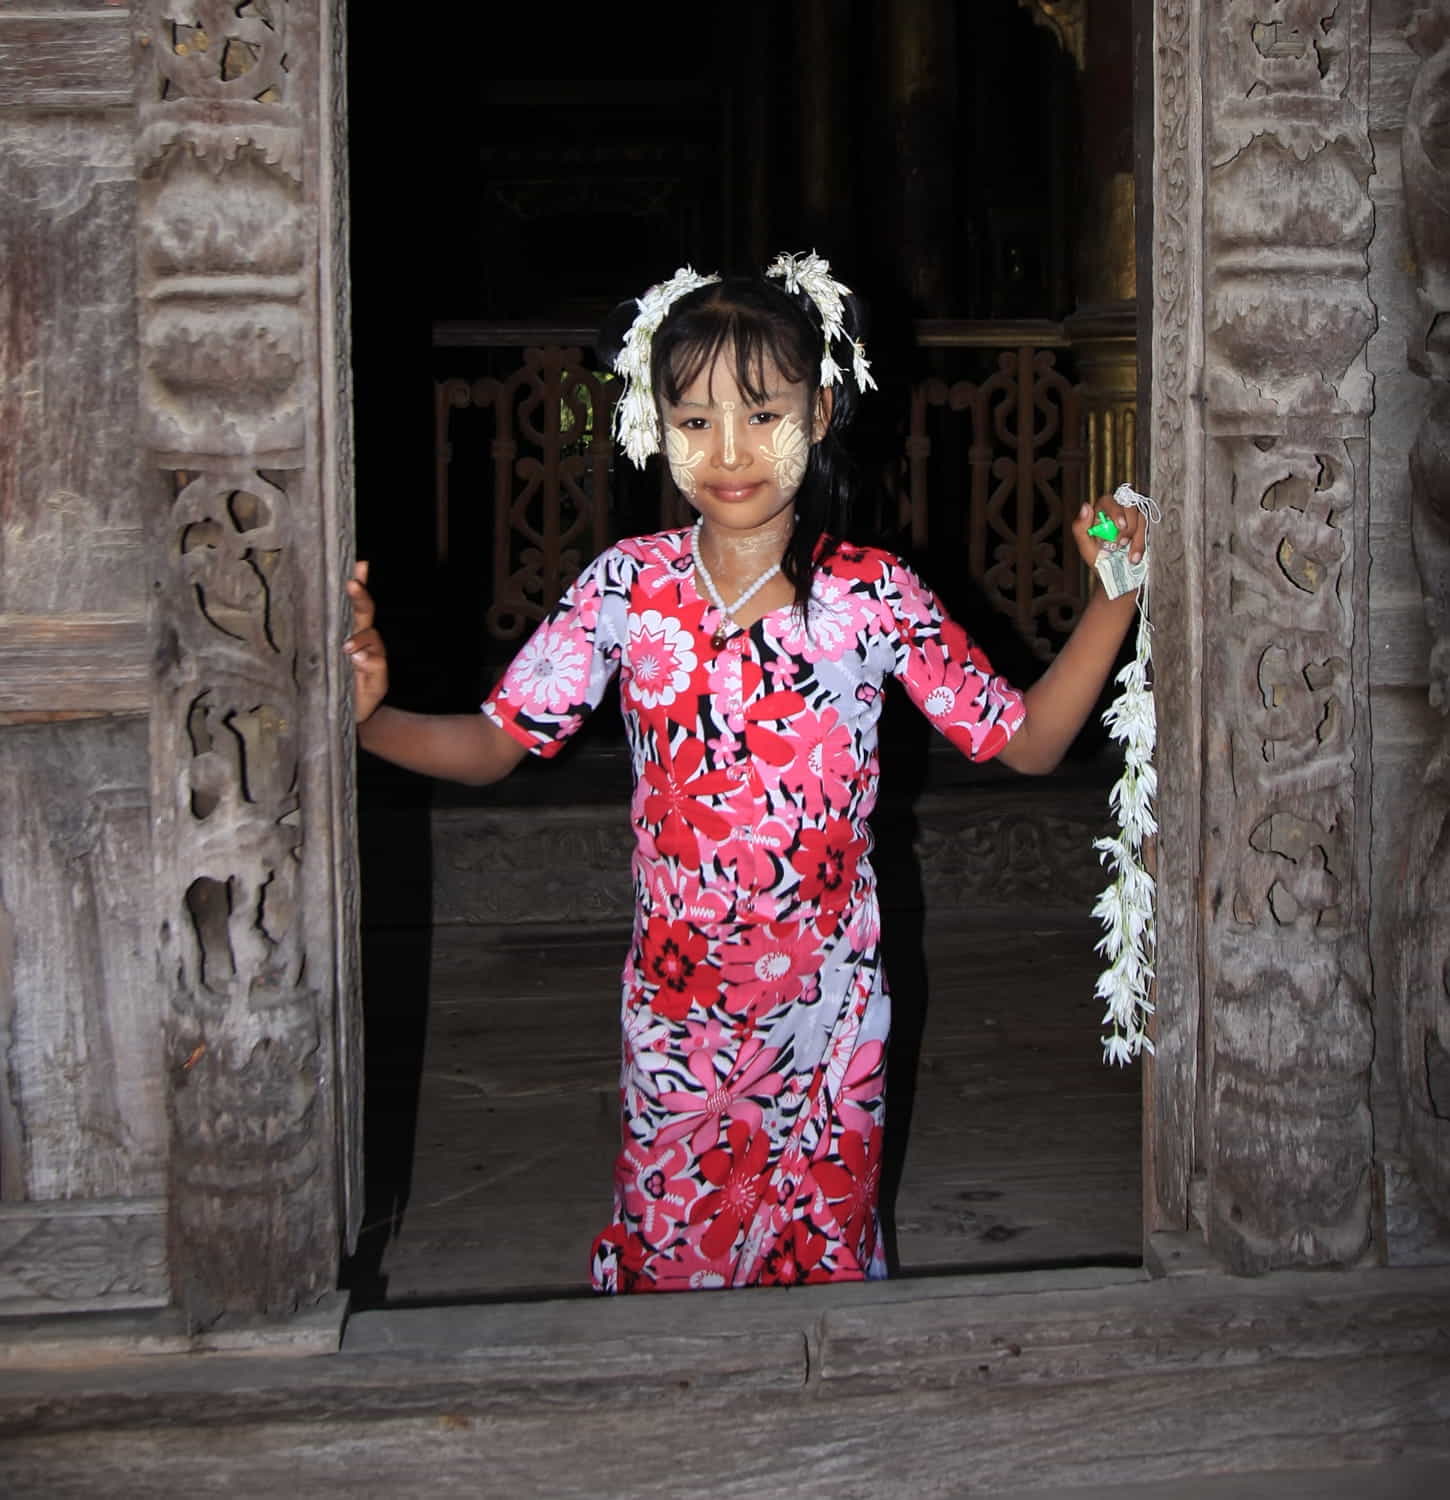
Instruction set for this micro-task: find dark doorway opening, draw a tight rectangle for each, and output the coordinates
[341,0,1142,1307]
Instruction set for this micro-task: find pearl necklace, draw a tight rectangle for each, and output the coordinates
[690,520,783,650]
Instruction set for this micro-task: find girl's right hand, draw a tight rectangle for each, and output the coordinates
[344,561,389,726]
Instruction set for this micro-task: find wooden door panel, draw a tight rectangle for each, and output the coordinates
[0,4,169,1314]
[0,721,163,1205]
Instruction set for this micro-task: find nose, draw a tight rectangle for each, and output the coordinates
[717,401,746,469]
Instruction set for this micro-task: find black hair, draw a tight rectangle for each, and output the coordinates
[599,270,870,616]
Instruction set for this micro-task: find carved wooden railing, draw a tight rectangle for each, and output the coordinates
[433,318,1135,660]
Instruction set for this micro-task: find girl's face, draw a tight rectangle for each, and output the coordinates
[660,350,829,535]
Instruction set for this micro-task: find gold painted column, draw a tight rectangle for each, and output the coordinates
[1060,0,1139,495]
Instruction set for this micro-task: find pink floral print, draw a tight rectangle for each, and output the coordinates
[484,529,1024,1293]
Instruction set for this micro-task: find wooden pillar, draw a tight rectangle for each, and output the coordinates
[1152,0,1377,1271]
[135,0,360,1325]
[882,0,956,314]
[796,0,852,254]
[1396,3,1450,1233]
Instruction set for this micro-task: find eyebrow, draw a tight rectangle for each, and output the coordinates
[672,390,788,409]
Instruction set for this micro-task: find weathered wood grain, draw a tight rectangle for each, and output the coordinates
[0,1268,1446,1498]
[1196,3,1377,1272]
[136,0,360,1322]
[0,1198,166,1314]
[0,11,131,112]
[0,615,148,712]
[1144,0,1203,1236]
[0,720,163,1205]
[0,113,142,616]
[1392,0,1450,1245]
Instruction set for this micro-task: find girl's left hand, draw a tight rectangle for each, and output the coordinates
[1072,495,1146,570]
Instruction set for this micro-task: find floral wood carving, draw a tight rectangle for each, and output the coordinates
[1198,1,1375,1272]
[137,0,342,1324]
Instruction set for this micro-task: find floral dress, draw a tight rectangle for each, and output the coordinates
[483,528,1025,1292]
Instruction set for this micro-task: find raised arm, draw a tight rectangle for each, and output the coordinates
[345,562,527,787]
[995,498,1145,776]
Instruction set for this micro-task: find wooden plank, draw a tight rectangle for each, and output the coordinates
[0,11,131,112]
[1143,0,1204,1235]
[315,0,365,1256]
[5,1396,1449,1500]
[0,615,148,713]
[0,1290,346,1365]
[815,1268,1450,1391]
[0,1198,166,1315]
[0,1269,1446,1498]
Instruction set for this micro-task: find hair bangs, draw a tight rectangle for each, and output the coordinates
[654,291,815,410]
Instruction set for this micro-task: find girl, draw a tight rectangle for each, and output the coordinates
[346,253,1145,1294]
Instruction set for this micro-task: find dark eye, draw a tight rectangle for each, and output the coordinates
[749,410,780,426]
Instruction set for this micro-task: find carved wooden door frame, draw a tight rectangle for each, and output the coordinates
[135,0,361,1323]
[137,0,1387,1310]
[1144,0,1383,1271]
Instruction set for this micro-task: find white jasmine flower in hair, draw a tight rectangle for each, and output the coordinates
[852,340,877,393]
[612,265,720,468]
[766,250,868,393]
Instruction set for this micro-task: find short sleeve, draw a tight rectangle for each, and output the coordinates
[882,557,1026,762]
[481,548,628,759]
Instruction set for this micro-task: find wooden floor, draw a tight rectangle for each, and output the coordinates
[360,910,1142,1303]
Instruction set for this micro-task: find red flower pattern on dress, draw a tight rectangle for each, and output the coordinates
[836,1038,887,1141]
[718,921,823,1020]
[691,1119,772,1260]
[758,1216,834,1285]
[640,916,718,1020]
[641,734,736,868]
[480,529,1025,1293]
[653,1036,784,1154]
[739,688,806,766]
[626,608,699,710]
[780,706,856,817]
[615,1137,698,1250]
[790,817,865,919]
[811,1125,884,1255]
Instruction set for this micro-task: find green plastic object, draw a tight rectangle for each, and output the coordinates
[1086,509,1120,543]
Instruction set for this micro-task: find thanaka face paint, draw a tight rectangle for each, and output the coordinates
[659,351,827,530]
[665,425,703,498]
[760,414,809,492]
[719,400,737,466]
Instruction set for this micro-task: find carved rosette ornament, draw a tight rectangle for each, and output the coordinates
[1197,1,1376,1271]
[136,2,357,1323]
[1398,2,1450,1232]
